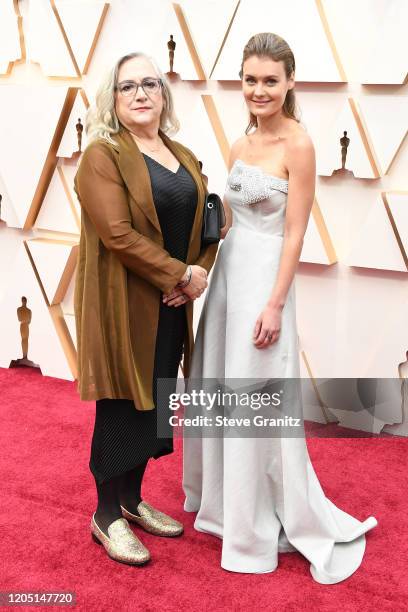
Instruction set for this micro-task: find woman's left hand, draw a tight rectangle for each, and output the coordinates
[163,288,191,307]
[253,305,282,349]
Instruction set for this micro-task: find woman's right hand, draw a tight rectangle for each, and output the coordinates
[162,265,207,306]
[183,265,208,299]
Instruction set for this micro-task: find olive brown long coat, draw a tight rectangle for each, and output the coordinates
[73,126,218,410]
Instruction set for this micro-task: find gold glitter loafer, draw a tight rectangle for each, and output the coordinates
[121,501,184,537]
[90,514,150,565]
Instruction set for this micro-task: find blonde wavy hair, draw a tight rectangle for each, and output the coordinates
[85,52,180,146]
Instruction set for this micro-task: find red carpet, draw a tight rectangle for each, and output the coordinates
[1,366,407,611]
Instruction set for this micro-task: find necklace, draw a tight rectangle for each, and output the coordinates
[131,133,162,153]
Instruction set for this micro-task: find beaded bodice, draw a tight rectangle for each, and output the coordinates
[225,159,289,236]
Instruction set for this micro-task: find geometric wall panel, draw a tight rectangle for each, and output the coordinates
[179,0,239,78]
[299,348,339,424]
[25,239,78,306]
[318,98,380,178]
[49,303,78,379]
[271,91,347,178]
[296,257,408,388]
[58,164,81,224]
[64,314,77,346]
[358,96,408,175]
[345,194,407,272]
[34,167,80,234]
[174,95,228,196]
[57,308,78,379]
[64,312,77,348]
[151,2,205,79]
[200,95,231,168]
[316,394,400,435]
[57,90,89,158]
[347,272,408,381]
[0,1,22,74]
[61,271,76,317]
[0,85,79,229]
[300,199,337,265]
[54,0,109,75]
[322,0,408,85]
[171,3,206,79]
[0,170,19,228]
[207,90,249,148]
[364,294,408,380]
[212,0,345,82]
[295,270,339,378]
[0,227,30,303]
[359,0,408,84]
[0,243,74,379]
[27,0,78,77]
[385,192,408,264]
[79,0,204,89]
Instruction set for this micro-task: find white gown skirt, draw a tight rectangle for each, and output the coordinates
[183,227,378,584]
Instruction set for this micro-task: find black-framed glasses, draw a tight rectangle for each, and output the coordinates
[115,78,163,98]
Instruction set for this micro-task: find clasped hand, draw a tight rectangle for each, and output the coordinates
[162,265,208,307]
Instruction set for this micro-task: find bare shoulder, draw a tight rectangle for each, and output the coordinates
[287,125,315,155]
[285,125,315,173]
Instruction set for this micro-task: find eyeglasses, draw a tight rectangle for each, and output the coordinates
[115,78,162,98]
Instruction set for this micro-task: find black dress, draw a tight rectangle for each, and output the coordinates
[89,154,198,484]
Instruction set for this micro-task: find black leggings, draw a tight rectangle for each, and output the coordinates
[92,461,148,536]
[89,301,186,484]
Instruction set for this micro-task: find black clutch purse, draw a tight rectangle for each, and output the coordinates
[201,192,226,246]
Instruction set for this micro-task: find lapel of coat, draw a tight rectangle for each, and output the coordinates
[116,127,161,233]
[115,127,205,247]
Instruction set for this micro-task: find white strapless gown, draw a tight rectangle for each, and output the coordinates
[182,159,378,584]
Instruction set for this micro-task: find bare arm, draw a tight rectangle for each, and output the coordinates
[266,133,316,310]
[253,133,316,348]
[220,195,233,239]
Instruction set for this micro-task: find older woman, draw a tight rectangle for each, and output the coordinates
[74,52,218,565]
